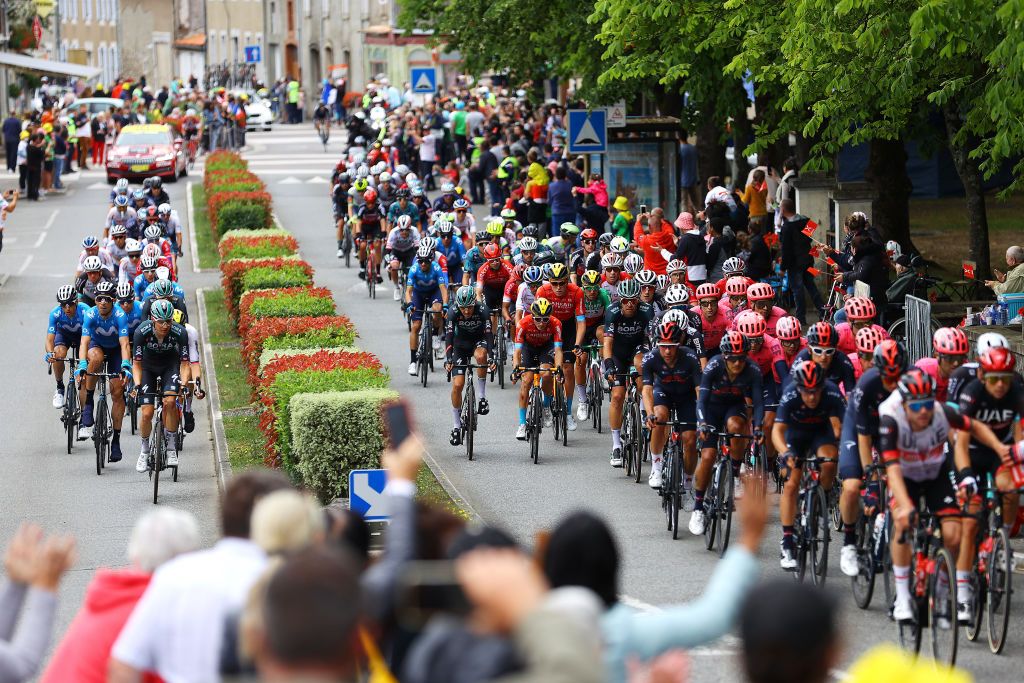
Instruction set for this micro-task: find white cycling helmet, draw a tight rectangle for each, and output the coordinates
[356,164,370,178]
[125,238,142,254]
[662,308,688,326]
[144,225,162,240]
[110,224,128,237]
[666,259,687,275]
[609,236,629,254]
[405,172,419,185]
[396,214,413,230]
[140,255,159,269]
[664,283,690,306]
[116,281,134,300]
[83,255,103,272]
[416,243,435,259]
[114,178,129,193]
[157,202,172,216]
[395,164,410,177]
[623,253,644,275]
[977,332,1009,354]
[379,171,392,183]
[518,236,538,252]
[886,240,902,258]
[601,253,623,270]
[155,266,171,281]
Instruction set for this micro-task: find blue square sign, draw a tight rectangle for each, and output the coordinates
[244,45,261,63]
[411,67,437,94]
[567,109,607,154]
[349,469,389,521]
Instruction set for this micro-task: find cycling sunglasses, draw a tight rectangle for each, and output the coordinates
[142,268,156,275]
[699,298,718,305]
[746,335,764,344]
[95,296,114,303]
[582,238,596,244]
[550,279,568,286]
[810,346,836,356]
[416,258,432,265]
[984,373,1013,385]
[907,399,934,412]
[724,355,745,362]
[938,353,966,364]
[456,209,467,213]
[112,235,126,239]
[533,316,550,324]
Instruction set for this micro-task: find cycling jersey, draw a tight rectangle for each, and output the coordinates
[836,322,889,356]
[332,183,351,217]
[914,357,952,403]
[772,338,807,383]
[105,240,129,268]
[515,282,540,316]
[142,280,186,304]
[438,238,466,281]
[406,262,449,293]
[535,283,585,323]
[105,207,138,234]
[878,393,970,481]
[756,306,789,337]
[849,352,867,382]
[313,106,331,121]
[75,272,117,306]
[463,247,486,284]
[119,303,145,338]
[48,303,90,346]
[133,319,189,365]
[785,347,856,394]
[583,289,612,328]
[141,295,188,324]
[604,302,654,359]
[957,379,1024,444]
[445,302,493,359]
[133,274,156,301]
[569,249,601,278]
[118,256,141,285]
[515,314,563,348]
[600,279,622,305]
[642,347,702,396]
[357,201,384,237]
[184,323,200,364]
[838,368,894,479]
[385,226,420,252]
[511,242,553,267]
[452,213,476,240]
[946,362,978,404]
[696,355,764,426]
[651,307,705,358]
[502,275,522,306]
[78,248,117,275]
[747,335,783,383]
[476,260,515,289]
[82,306,130,349]
[387,200,420,227]
[692,303,732,354]
[776,381,845,430]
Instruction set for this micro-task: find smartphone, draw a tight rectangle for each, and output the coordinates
[639,204,648,215]
[382,399,413,450]
[396,561,472,628]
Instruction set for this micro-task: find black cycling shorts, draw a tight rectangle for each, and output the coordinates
[88,342,123,375]
[701,401,748,434]
[139,364,181,406]
[897,461,959,518]
[969,443,1006,479]
[390,247,416,270]
[607,349,646,387]
[653,389,697,427]
[521,343,556,368]
[450,342,488,375]
[481,284,504,311]
[785,426,838,460]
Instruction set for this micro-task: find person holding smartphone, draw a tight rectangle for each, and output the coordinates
[632,206,676,275]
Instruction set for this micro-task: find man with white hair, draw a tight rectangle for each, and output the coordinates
[985,245,1024,295]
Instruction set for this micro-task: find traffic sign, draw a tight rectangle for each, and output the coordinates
[411,67,437,94]
[567,109,607,154]
[607,100,626,128]
[243,45,261,63]
[349,469,389,521]
[35,0,55,19]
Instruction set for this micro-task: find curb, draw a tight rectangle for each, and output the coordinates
[196,288,233,494]
[186,181,217,274]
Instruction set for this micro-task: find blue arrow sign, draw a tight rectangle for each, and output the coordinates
[411,67,437,94]
[349,469,389,521]
[244,45,261,64]
[567,109,607,154]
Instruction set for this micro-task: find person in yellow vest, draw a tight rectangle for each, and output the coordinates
[286,79,300,124]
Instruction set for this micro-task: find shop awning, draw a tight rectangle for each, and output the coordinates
[0,51,101,79]
[174,33,206,50]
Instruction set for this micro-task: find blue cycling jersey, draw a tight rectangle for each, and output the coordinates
[120,303,145,337]
[776,380,845,430]
[463,247,486,283]
[783,347,856,394]
[697,355,764,424]
[82,306,130,348]
[141,280,186,303]
[511,243,553,266]
[406,262,449,293]
[133,274,153,300]
[47,302,90,336]
[642,347,702,396]
[439,238,467,273]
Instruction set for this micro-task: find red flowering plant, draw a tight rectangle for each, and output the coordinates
[240,315,357,382]
[218,233,299,262]
[207,191,273,235]
[237,286,335,338]
[220,257,314,319]
[204,150,248,171]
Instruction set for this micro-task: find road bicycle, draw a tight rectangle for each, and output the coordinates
[447,362,488,460]
[338,217,354,268]
[580,340,603,432]
[82,370,121,476]
[491,317,509,389]
[124,376,139,435]
[365,236,379,299]
[411,307,437,387]
[550,371,569,447]
[515,366,561,464]
[851,462,894,611]
[140,390,181,505]
[655,414,696,540]
[702,430,750,556]
[790,454,836,586]
[48,354,79,454]
[611,369,644,482]
[317,120,330,151]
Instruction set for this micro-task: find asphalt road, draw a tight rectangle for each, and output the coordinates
[243,124,1024,680]
[0,164,220,640]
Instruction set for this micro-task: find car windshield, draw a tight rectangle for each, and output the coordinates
[116,132,171,146]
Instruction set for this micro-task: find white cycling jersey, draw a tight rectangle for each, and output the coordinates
[185,323,201,364]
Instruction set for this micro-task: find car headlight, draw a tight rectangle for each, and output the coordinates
[107,155,122,164]
[155,154,175,163]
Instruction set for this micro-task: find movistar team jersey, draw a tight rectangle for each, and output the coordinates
[47,303,90,336]
[463,247,486,284]
[406,262,449,293]
[119,303,145,337]
[82,306,130,348]
[141,280,186,303]
[133,274,154,301]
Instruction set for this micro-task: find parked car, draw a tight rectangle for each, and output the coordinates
[60,97,125,120]
[242,95,273,131]
[105,124,188,184]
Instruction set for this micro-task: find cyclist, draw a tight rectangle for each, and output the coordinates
[600,253,625,305]
[576,270,611,421]
[105,225,130,278]
[173,308,205,434]
[514,265,544,326]
[569,228,602,283]
[444,287,494,446]
[914,327,968,403]
[500,264,526,328]
[691,331,763,535]
[385,214,421,301]
[433,183,458,214]
[405,243,450,375]
[106,195,138,240]
[141,278,188,322]
[642,320,702,489]
[693,282,731,358]
[536,262,586,431]
[313,101,331,140]
[387,187,420,229]
[451,199,475,242]
[512,235,552,267]
[773,359,844,569]
[635,269,662,315]
[109,177,130,207]
[722,275,752,320]
[512,298,564,440]
[653,285,706,368]
[603,279,654,466]
[954,346,1024,620]
[475,243,515,327]
[771,316,806,384]
[76,236,116,277]
[746,282,787,337]
[117,282,145,339]
[735,310,783,467]
[481,218,513,258]
[715,256,746,294]
[461,234,489,287]
[131,299,191,473]
[947,332,1015,403]
[848,326,886,381]
[131,188,149,215]
[117,238,144,286]
[882,368,1007,622]
[133,255,160,301]
[411,186,432,231]
[76,281,132,460]
[785,321,856,394]
[623,252,644,278]
[376,172,397,212]
[436,222,466,287]
[76,256,116,307]
[666,259,689,289]
[355,188,385,283]
[142,224,176,277]
[835,297,889,355]
[837,339,908,577]
[46,285,89,412]
[145,177,170,208]
[333,173,352,258]
[500,207,523,240]
[157,203,183,257]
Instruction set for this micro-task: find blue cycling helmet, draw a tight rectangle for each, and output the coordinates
[523,265,543,285]
[114,195,129,208]
[82,235,99,248]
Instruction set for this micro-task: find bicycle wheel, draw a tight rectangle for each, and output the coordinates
[795,486,811,583]
[986,527,1012,654]
[897,553,924,655]
[419,320,430,388]
[704,462,720,551]
[715,462,734,557]
[129,394,138,435]
[529,392,541,464]
[464,381,475,461]
[964,557,985,642]
[929,547,959,666]
[810,485,830,587]
[560,384,568,447]
[830,485,842,532]
[631,401,643,483]
[343,228,352,268]
[670,448,683,540]
[64,383,77,455]
[552,384,562,443]
[94,397,107,476]
[497,329,506,389]
[151,426,164,505]
[852,513,877,609]
[622,402,634,478]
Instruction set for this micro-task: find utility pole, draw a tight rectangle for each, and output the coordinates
[0,0,9,118]
[54,0,60,60]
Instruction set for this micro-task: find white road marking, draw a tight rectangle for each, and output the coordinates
[87,182,108,189]
[42,209,59,232]
[33,231,46,248]
[278,176,302,184]
[305,176,329,184]
[17,254,33,275]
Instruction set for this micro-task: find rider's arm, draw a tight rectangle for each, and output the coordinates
[771,419,788,456]
[749,367,764,425]
[879,416,914,512]
[830,416,842,440]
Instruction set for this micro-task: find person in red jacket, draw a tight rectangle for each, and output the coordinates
[632,207,677,275]
[40,509,200,683]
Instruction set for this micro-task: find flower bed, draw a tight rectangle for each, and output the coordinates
[207,191,273,236]
[240,315,357,381]
[204,169,265,194]
[257,345,360,373]
[238,286,335,338]
[220,256,313,318]
[219,231,299,262]
[204,150,248,172]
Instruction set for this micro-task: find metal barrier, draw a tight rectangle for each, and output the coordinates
[904,295,932,363]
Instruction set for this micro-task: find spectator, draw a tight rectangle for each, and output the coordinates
[39,509,200,683]
[985,245,1024,295]
[0,189,17,255]
[109,469,291,682]
[745,219,773,281]
[632,207,677,275]
[25,133,45,201]
[779,198,825,324]
[477,140,500,211]
[678,129,700,214]
[837,234,890,311]
[775,157,799,230]
[673,211,709,286]
[548,165,576,231]
[740,168,769,231]
[574,172,609,231]
[826,212,883,276]
[706,221,737,282]
[524,149,550,233]
[16,131,28,193]
[703,175,736,214]
[91,112,107,166]
[52,124,67,191]
[0,523,77,683]
[2,113,20,172]
[609,196,632,239]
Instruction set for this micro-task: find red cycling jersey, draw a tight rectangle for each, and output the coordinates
[772,338,807,383]
[503,275,523,303]
[836,322,889,356]
[749,334,782,378]
[476,260,515,289]
[535,282,585,322]
[692,302,732,351]
[515,314,563,347]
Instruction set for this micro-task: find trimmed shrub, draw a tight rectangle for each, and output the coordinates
[289,388,400,502]
[220,256,312,317]
[218,227,292,243]
[208,190,272,234]
[219,232,299,262]
[239,266,314,301]
[205,150,247,171]
[238,286,335,338]
[241,315,357,380]
[204,169,264,194]
[257,345,360,373]
[258,350,388,469]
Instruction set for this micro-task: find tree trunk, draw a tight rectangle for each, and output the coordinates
[696,114,727,187]
[731,108,753,187]
[865,138,915,254]
[942,104,991,279]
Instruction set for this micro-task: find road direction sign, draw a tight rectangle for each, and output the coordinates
[349,469,389,520]
[567,109,607,154]
[411,67,437,94]
[244,45,261,63]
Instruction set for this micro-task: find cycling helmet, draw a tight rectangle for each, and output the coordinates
[695,283,721,301]
[152,279,174,298]
[114,195,130,208]
[372,162,387,176]
[441,182,455,195]
[143,177,154,189]
[523,265,543,285]
[394,215,413,231]
[775,316,802,341]
[114,178,129,193]
[662,308,688,327]
[521,224,539,238]
[541,263,555,281]
[746,282,775,302]
[155,266,171,282]
[379,172,392,183]
[437,222,455,237]
[151,176,163,189]
[363,189,378,203]
[872,339,908,379]
[140,255,158,269]
[125,238,142,254]
[337,172,351,184]
[150,299,175,321]
[518,236,538,252]
[723,257,746,276]
[664,284,690,306]
[396,164,410,176]
[421,236,436,252]
[172,307,185,325]
[356,164,370,178]
[411,187,425,198]
[512,263,527,280]
[454,287,476,308]
[735,310,767,338]
[897,368,935,400]
[725,276,750,297]
[56,285,77,304]
[145,206,159,220]
[157,203,171,216]
[83,255,103,272]
[144,225,163,240]
[657,320,683,345]
[94,281,116,299]
[601,253,623,270]
[933,327,969,356]
[657,274,669,293]
[500,208,517,221]
[844,296,877,321]
[666,259,687,275]
[354,178,368,192]
[609,236,629,254]
[978,346,1015,374]
[482,243,502,260]
[416,243,435,260]
[531,298,553,317]
[395,187,411,200]
[116,282,134,301]
[132,189,146,201]
[855,326,886,354]
[453,199,470,210]
[581,228,598,241]
[977,332,1009,354]
[485,219,504,236]
[580,270,600,288]
[806,321,838,348]
[548,262,568,282]
[719,330,750,355]
[82,235,100,249]
[598,233,614,248]
[560,222,580,238]
[618,279,641,300]
[110,224,128,238]
[634,269,658,287]
[623,253,644,275]
[791,359,825,390]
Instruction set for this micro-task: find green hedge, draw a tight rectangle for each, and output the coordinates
[247,291,335,320]
[218,227,292,243]
[290,389,399,502]
[270,367,391,475]
[258,346,360,373]
[221,241,297,261]
[207,181,264,194]
[261,326,357,353]
[239,265,313,296]
[217,201,271,234]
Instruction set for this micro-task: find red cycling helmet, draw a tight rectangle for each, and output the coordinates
[146,206,159,219]
[512,263,527,280]
[482,243,501,261]
[873,339,908,379]
[696,283,721,301]
[933,327,969,356]
[581,228,598,241]
[844,297,877,321]
[363,188,378,203]
[806,321,838,348]
[657,320,682,345]
[791,359,825,390]
[746,282,775,302]
[979,346,1015,374]
[734,310,767,338]
[725,276,751,297]
[897,368,935,400]
[775,316,802,341]
[855,326,886,354]
[719,330,749,355]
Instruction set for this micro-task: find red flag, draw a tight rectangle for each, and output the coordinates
[764,233,779,248]
[962,262,976,280]
[802,219,818,237]
[807,267,821,277]
[809,246,820,258]
[825,257,838,268]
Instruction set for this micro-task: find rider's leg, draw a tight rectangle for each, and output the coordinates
[818,444,838,490]
[727,416,748,479]
[609,386,625,447]
[410,319,421,364]
[518,371,532,425]
[451,372,465,428]
[53,345,67,386]
[473,346,488,400]
[649,405,670,473]
[573,350,587,406]
[110,378,125,431]
[780,463,804,549]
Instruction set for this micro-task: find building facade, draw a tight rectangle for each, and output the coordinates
[205,0,267,85]
[51,0,120,87]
